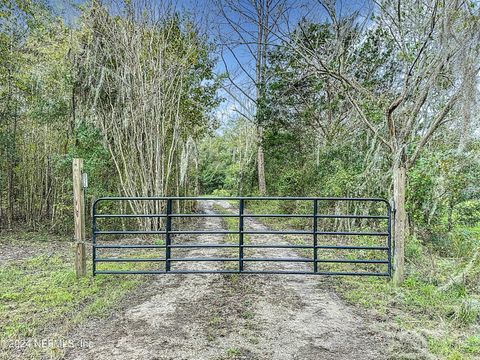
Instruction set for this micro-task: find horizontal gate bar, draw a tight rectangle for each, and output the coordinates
[169,244,237,248]
[243,230,310,234]
[94,257,388,264]
[167,257,315,262]
[95,244,166,249]
[95,230,166,235]
[315,214,388,219]
[94,230,389,236]
[93,196,390,202]
[94,270,390,276]
[94,230,312,235]
[316,245,389,250]
[242,214,311,218]
[166,230,315,235]
[167,244,313,249]
[316,259,388,264]
[96,258,165,262]
[171,214,238,218]
[95,214,167,218]
[315,231,388,236]
[168,230,236,234]
[93,244,390,250]
[93,214,389,219]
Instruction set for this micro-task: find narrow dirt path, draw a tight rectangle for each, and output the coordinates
[65,200,429,360]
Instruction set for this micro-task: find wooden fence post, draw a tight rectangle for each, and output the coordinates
[73,158,86,277]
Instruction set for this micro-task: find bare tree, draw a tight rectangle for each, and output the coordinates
[215,0,292,195]
[75,0,217,229]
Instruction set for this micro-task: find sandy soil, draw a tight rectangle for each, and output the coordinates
[65,200,432,360]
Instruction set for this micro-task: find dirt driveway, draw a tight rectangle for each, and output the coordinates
[65,200,430,360]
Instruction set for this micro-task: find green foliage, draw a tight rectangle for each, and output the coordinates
[429,228,477,259]
[0,253,143,340]
[211,188,232,197]
[407,150,480,232]
[0,0,74,231]
[454,200,480,227]
[405,236,424,262]
[199,118,256,195]
[199,136,230,193]
[0,1,221,232]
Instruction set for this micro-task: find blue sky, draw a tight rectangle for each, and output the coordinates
[48,0,373,123]
[48,0,373,68]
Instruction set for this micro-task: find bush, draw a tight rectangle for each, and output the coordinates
[453,200,480,227]
[429,229,476,258]
[406,236,424,262]
[211,188,231,197]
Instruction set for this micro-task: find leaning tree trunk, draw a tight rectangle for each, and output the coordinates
[392,163,407,285]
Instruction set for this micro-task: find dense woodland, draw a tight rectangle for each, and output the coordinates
[0,0,479,284]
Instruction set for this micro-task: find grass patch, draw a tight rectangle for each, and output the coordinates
[0,230,66,245]
[225,347,242,358]
[0,234,157,358]
[0,254,146,339]
[333,244,480,359]
[212,203,242,271]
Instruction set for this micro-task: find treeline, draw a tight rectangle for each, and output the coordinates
[0,0,219,232]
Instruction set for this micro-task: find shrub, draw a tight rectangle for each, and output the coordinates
[428,229,476,258]
[211,188,231,197]
[453,200,480,227]
[406,236,424,262]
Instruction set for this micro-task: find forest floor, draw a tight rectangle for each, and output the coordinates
[0,200,469,359]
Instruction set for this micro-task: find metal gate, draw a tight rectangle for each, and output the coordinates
[92,197,392,276]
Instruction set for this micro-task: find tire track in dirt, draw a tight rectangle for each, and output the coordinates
[65,200,431,360]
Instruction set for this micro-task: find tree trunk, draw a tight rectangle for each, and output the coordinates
[392,163,407,285]
[257,125,266,195]
[447,199,454,232]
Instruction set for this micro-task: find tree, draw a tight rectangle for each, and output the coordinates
[199,116,256,195]
[215,0,292,195]
[266,21,353,158]
[0,0,73,230]
[74,0,219,229]
[276,0,480,283]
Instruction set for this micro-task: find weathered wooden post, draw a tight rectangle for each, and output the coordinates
[73,158,87,277]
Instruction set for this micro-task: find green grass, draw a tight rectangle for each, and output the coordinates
[0,254,148,340]
[212,204,242,271]
[0,232,160,359]
[225,347,242,358]
[0,230,66,245]
[332,237,480,360]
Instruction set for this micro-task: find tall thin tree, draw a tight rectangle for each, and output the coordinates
[215,0,292,195]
